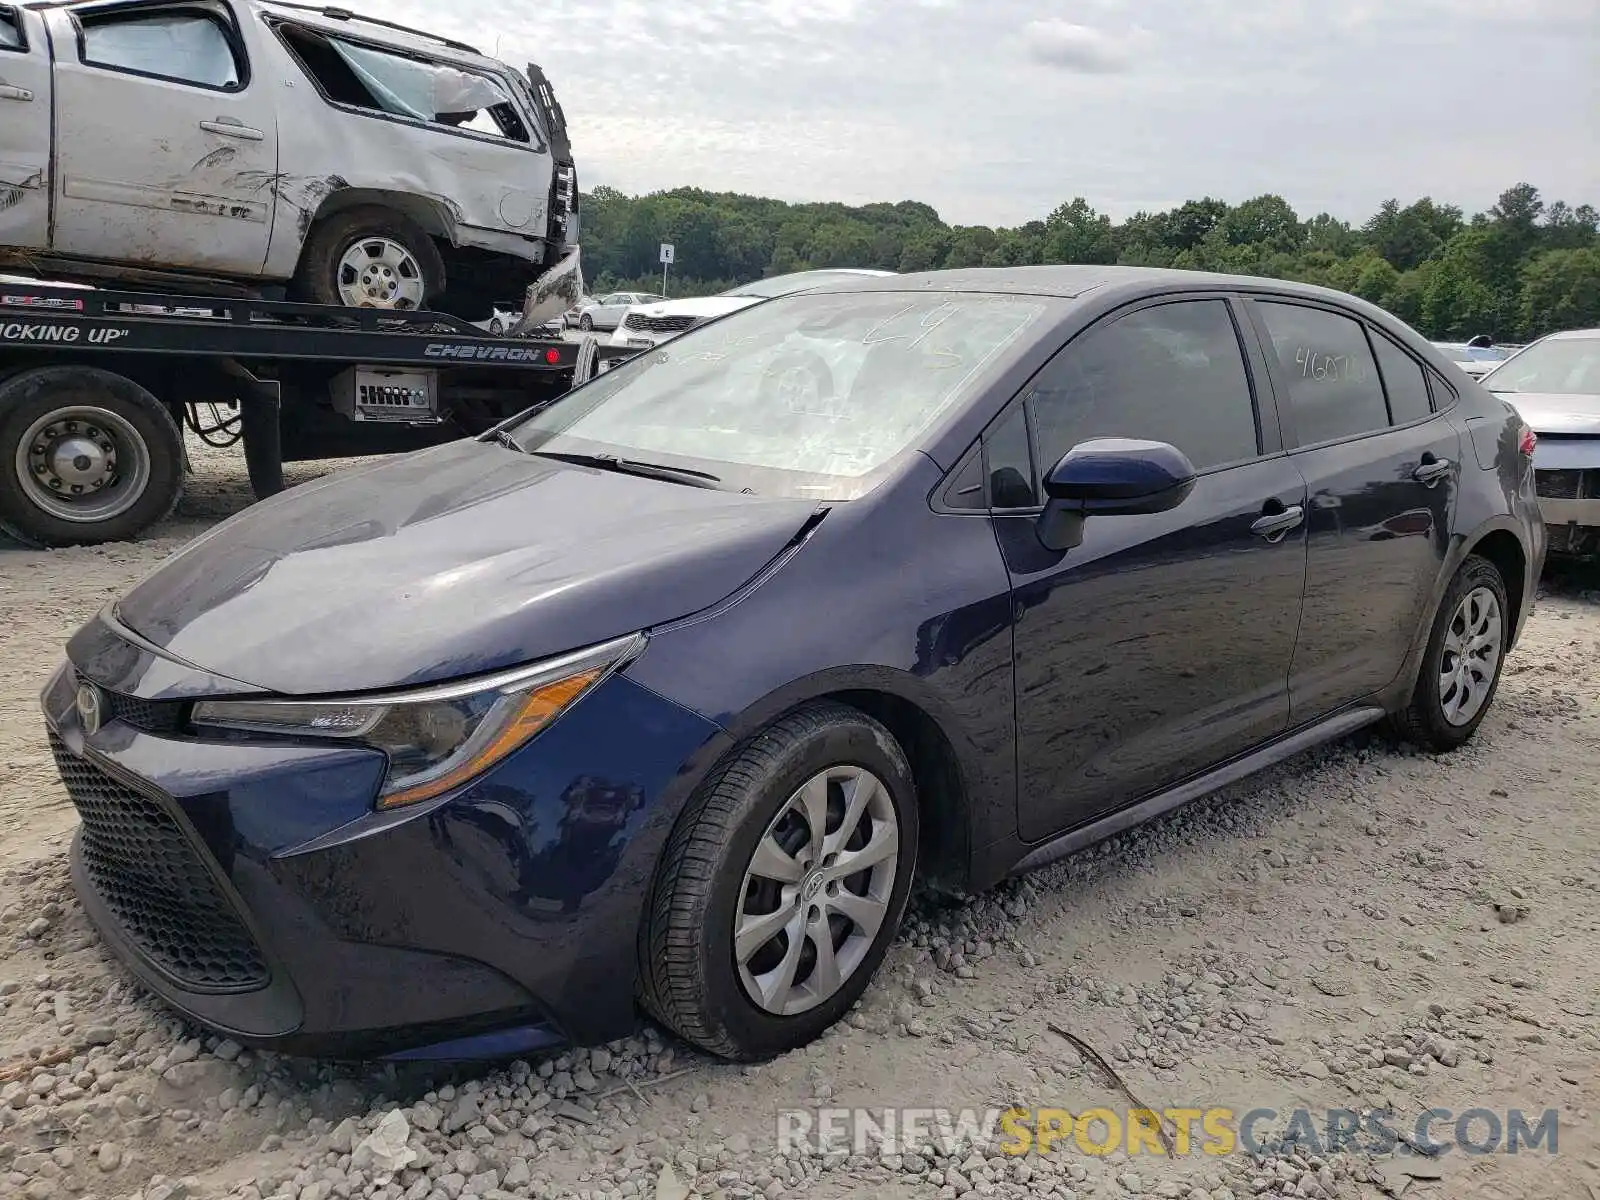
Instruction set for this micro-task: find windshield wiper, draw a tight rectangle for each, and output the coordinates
[487,428,528,453]
[535,450,723,489]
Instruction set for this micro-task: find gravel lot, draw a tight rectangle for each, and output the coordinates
[2,438,1598,1200]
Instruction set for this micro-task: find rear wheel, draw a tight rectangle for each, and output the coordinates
[0,366,183,546]
[639,702,918,1061]
[1389,554,1510,751]
[579,314,594,331]
[295,207,445,312]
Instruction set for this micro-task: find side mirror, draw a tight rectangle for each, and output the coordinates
[1037,438,1197,551]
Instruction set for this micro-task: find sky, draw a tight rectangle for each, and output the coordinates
[369,0,1599,228]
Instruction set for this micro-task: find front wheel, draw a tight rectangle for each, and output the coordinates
[1389,554,1511,751]
[294,207,445,311]
[579,314,594,331]
[639,702,918,1061]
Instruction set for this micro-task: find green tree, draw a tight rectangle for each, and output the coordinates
[1518,248,1600,338]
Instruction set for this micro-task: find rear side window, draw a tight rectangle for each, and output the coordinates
[1028,299,1260,474]
[80,10,241,88]
[0,8,22,50]
[1257,302,1387,445]
[1371,334,1433,425]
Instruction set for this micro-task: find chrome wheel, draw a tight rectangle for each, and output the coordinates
[16,406,151,524]
[336,237,426,309]
[735,766,899,1017]
[1438,585,1502,726]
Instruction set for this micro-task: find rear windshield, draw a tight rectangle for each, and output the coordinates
[510,290,1047,500]
[1482,337,1600,395]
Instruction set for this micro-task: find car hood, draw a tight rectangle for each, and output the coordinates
[630,296,758,320]
[1492,390,1600,436]
[113,440,820,696]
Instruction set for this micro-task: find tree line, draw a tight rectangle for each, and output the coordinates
[579,182,1599,343]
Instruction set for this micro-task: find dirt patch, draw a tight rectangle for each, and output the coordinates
[2,439,1597,1200]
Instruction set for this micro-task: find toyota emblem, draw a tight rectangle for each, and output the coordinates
[76,683,103,735]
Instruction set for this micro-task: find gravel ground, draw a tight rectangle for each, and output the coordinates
[2,437,1598,1200]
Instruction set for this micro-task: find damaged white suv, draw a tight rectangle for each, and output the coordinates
[0,1,581,324]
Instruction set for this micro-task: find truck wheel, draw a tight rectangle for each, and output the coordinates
[295,207,446,312]
[0,367,183,547]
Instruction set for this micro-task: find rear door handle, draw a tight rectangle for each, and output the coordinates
[200,119,264,140]
[1252,505,1305,541]
[1413,456,1453,485]
[0,84,34,102]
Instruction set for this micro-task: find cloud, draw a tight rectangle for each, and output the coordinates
[339,0,1595,230]
[1024,19,1138,73]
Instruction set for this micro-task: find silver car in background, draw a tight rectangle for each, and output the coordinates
[1481,328,1600,558]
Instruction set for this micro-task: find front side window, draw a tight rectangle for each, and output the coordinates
[277,24,528,142]
[1481,336,1600,395]
[0,7,22,50]
[1257,302,1387,445]
[510,290,1048,500]
[1028,299,1261,475]
[81,9,241,88]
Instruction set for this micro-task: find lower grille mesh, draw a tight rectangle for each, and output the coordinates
[50,734,268,991]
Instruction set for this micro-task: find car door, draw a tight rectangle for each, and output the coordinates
[43,2,279,275]
[0,5,50,250]
[1244,298,1464,721]
[989,295,1309,843]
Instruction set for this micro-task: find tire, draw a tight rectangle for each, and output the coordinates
[639,702,919,1061]
[1388,554,1511,752]
[294,207,445,311]
[579,314,593,331]
[488,317,505,337]
[0,366,183,547]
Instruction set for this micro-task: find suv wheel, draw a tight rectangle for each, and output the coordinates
[295,207,445,312]
[639,702,919,1061]
[1390,554,1510,751]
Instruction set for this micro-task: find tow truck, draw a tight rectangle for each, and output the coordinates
[0,281,636,546]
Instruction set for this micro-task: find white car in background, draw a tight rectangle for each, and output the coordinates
[610,269,895,350]
[576,291,665,332]
[1432,337,1518,379]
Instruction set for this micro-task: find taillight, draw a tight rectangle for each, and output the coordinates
[544,348,561,364]
[1518,425,1537,457]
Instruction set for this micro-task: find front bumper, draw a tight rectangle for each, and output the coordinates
[42,620,728,1058]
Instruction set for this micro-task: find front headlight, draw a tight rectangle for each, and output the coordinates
[192,634,642,810]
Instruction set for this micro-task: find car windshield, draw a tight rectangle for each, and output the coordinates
[509,290,1047,500]
[723,272,885,300]
[1482,336,1600,394]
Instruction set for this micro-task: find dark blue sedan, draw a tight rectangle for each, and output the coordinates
[43,267,1545,1062]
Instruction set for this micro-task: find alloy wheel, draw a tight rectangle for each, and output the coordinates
[734,766,900,1016]
[336,238,426,309]
[1437,585,1503,726]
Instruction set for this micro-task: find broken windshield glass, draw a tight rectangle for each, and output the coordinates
[328,37,511,123]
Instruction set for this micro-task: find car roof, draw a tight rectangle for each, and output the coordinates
[798,264,1391,304]
[1540,327,1600,340]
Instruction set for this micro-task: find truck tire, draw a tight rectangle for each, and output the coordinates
[0,366,183,547]
[295,207,446,312]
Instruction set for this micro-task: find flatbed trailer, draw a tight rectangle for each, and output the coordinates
[0,281,637,547]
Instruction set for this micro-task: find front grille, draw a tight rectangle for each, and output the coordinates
[104,691,186,736]
[1536,469,1586,500]
[49,734,268,992]
[623,313,697,334]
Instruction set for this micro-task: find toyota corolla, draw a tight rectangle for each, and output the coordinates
[43,267,1544,1062]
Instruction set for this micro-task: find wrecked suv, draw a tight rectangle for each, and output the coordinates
[0,1,580,322]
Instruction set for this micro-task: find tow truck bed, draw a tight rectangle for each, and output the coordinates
[0,281,636,546]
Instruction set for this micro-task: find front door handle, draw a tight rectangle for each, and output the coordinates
[200,118,264,140]
[0,84,34,102]
[1252,505,1305,541]
[1412,455,1453,486]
